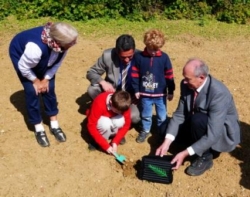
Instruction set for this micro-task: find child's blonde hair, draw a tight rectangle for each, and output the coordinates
[143,29,165,50]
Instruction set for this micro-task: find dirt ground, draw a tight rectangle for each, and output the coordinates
[0,26,250,197]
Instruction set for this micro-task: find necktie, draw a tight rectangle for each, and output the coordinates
[193,90,198,113]
[121,66,128,91]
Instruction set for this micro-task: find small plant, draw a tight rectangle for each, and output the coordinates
[148,164,168,177]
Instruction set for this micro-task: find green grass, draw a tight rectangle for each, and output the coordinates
[1,16,250,40]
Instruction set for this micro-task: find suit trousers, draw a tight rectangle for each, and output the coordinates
[190,112,208,142]
[175,113,209,151]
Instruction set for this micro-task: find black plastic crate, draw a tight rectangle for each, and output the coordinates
[141,155,174,184]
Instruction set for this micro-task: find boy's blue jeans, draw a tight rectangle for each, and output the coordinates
[141,96,167,133]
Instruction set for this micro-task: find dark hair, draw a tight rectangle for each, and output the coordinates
[111,91,131,112]
[115,34,135,53]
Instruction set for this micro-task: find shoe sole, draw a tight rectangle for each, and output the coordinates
[38,142,50,147]
[136,139,145,143]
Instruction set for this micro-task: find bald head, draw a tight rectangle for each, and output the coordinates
[182,58,209,90]
[183,58,209,77]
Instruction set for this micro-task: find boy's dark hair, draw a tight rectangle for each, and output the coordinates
[111,90,131,112]
[115,34,135,53]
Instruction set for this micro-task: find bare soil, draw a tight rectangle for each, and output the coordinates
[0,30,250,197]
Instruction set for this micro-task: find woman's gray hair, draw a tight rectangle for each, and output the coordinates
[49,22,78,47]
[186,57,209,77]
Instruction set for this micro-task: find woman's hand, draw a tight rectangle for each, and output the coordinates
[32,78,41,95]
[40,78,49,93]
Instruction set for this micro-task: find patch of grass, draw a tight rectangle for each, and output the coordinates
[1,16,250,41]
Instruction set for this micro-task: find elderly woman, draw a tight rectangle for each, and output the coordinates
[9,22,78,147]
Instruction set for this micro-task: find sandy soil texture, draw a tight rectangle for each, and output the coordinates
[0,28,250,197]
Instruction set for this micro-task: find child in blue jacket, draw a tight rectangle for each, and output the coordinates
[131,29,175,143]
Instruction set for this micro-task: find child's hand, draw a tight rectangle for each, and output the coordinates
[106,146,114,154]
[135,92,140,99]
[111,143,117,153]
[167,94,174,101]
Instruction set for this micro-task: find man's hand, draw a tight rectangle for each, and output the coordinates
[171,150,189,170]
[99,80,115,92]
[155,138,172,157]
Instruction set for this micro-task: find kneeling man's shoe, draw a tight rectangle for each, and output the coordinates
[50,127,66,142]
[186,153,213,176]
[35,131,50,147]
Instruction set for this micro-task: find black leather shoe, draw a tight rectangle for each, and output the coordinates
[119,137,126,145]
[50,127,66,142]
[186,153,213,176]
[35,131,50,147]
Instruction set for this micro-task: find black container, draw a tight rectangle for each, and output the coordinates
[141,155,174,184]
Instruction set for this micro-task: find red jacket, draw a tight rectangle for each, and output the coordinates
[87,92,131,151]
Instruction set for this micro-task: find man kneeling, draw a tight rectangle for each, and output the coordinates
[156,58,241,176]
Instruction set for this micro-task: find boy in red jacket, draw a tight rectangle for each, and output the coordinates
[87,90,131,154]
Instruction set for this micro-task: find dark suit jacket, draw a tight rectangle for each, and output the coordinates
[167,75,241,156]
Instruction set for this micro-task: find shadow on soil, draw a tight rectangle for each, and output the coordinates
[230,121,250,189]
[75,92,100,151]
[146,118,250,189]
[11,90,249,188]
[75,92,92,115]
[9,90,52,132]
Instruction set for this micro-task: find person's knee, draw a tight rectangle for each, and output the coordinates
[131,114,141,124]
[130,104,141,124]
[87,85,102,100]
[111,115,125,129]
[97,116,112,131]
[24,85,37,96]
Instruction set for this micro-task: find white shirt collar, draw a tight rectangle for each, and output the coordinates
[106,93,113,111]
[196,77,208,93]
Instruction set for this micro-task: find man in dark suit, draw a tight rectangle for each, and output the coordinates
[86,34,140,124]
[156,58,241,176]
